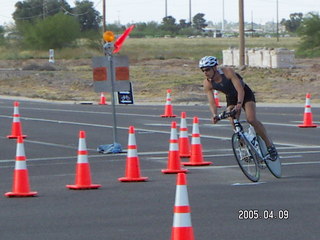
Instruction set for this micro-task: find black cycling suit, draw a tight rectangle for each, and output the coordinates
[211,69,256,107]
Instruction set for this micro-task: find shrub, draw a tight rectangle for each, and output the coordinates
[297,12,320,57]
[22,13,81,50]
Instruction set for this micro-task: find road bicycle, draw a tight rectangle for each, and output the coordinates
[215,110,281,182]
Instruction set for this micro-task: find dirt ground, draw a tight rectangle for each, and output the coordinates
[0,57,319,104]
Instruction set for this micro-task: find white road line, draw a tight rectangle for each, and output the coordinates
[232,182,266,186]
[0,144,319,163]
[0,106,171,119]
[279,155,302,159]
[182,160,320,170]
[0,149,319,165]
[24,139,77,150]
[2,114,318,148]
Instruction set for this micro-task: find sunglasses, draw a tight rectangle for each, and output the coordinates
[201,68,212,72]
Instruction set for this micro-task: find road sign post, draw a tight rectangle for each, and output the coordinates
[106,40,121,153]
[93,31,131,154]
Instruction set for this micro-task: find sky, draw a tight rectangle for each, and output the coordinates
[0,0,319,26]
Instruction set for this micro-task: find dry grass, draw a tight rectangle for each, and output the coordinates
[0,37,319,104]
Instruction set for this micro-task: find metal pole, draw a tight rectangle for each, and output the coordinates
[102,41,122,153]
[108,54,118,144]
[239,0,245,67]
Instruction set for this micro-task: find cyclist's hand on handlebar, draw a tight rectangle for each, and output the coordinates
[232,104,242,113]
[212,115,219,124]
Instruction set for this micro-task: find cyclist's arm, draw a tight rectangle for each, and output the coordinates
[203,79,218,123]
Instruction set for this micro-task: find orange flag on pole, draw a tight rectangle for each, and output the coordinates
[113,25,135,54]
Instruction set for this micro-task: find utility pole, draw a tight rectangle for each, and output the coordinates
[251,10,254,38]
[222,0,225,32]
[43,0,48,19]
[238,0,245,67]
[276,0,279,42]
[189,0,192,24]
[103,0,106,33]
[165,0,168,18]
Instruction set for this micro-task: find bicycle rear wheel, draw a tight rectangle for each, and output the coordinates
[232,133,260,182]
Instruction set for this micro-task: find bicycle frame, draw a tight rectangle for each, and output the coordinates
[233,119,264,162]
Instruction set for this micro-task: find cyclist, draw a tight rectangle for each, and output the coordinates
[200,56,278,161]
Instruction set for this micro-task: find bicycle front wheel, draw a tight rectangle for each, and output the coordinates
[232,133,260,182]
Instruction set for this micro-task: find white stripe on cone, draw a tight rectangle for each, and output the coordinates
[77,154,88,164]
[173,213,192,227]
[191,136,201,145]
[175,185,189,206]
[16,142,25,157]
[170,124,179,151]
[166,93,172,105]
[15,160,27,170]
[304,107,312,113]
[78,138,87,151]
[128,132,136,146]
[192,123,199,135]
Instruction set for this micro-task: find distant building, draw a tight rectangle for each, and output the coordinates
[203,27,222,38]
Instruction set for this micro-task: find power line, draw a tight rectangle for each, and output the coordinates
[12,0,103,22]
[14,7,61,20]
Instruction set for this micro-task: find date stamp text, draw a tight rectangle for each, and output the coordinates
[238,209,289,220]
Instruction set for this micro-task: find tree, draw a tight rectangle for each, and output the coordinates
[22,12,80,49]
[73,0,102,32]
[280,13,303,32]
[161,16,179,34]
[178,19,190,29]
[297,12,320,55]
[13,0,71,25]
[193,13,207,31]
[0,25,5,45]
[132,21,160,37]
[13,0,100,33]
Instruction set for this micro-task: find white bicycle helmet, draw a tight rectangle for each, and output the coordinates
[199,56,218,68]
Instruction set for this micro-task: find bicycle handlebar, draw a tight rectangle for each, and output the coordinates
[214,110,238,121]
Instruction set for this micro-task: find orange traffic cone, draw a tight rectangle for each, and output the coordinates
[162,122,188,174]
[5,136,37,197]
[170,173,195,240]
[7,101,27,139]
[66,131,101,190]
[161,89,177,118]
[214,90,222,108]
[179,112,191,158]
[182,117,212,166]
[99,92,107,105]
[119,126,148,182]
[298,93,318,128]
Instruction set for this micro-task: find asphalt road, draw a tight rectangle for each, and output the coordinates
[0,98,319,240]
